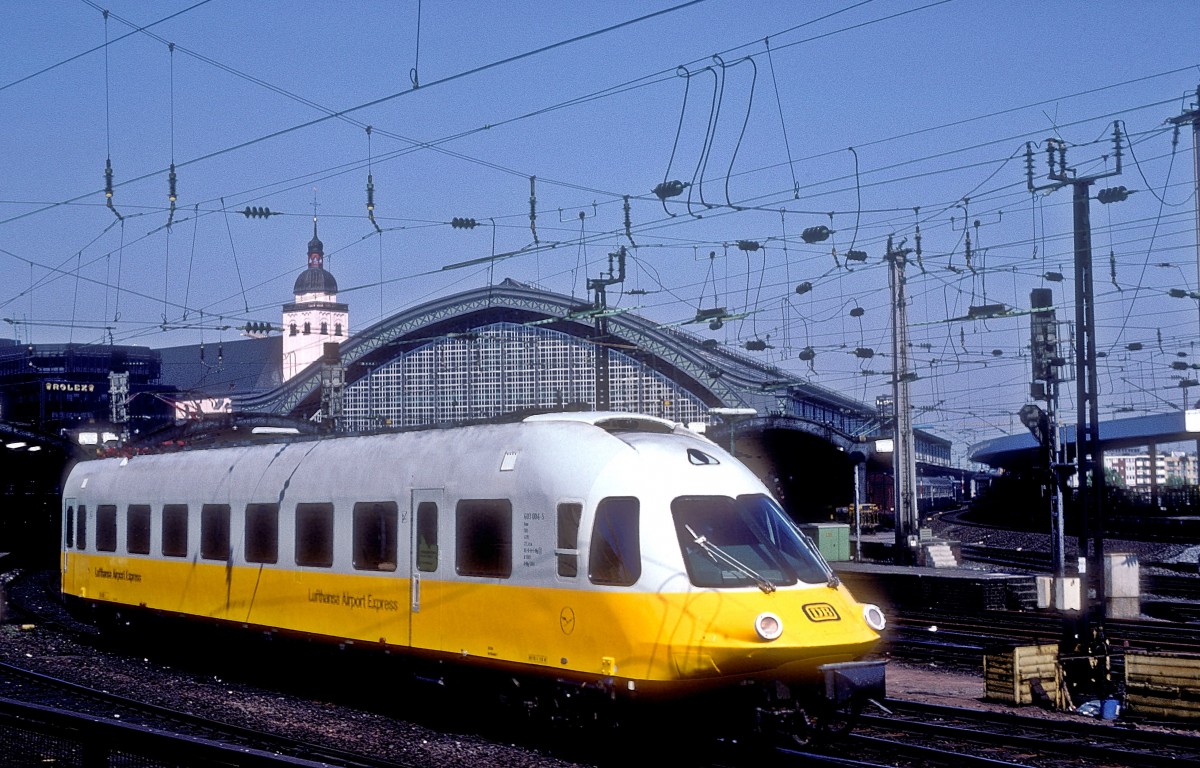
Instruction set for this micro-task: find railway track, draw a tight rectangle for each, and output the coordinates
[936,505,1200,546]
[0,659,420,768]
[743,697,1200,768]
[892,609,1200,652]
[827,698,1200,768]
[880,606,1200,691]
[959,544,1200,601]
[1,567,602,768]
[9,562,1200,768]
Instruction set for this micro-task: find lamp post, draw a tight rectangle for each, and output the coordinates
[849,450,867,561]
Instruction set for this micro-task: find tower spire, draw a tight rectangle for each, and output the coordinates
[307,220,324,270]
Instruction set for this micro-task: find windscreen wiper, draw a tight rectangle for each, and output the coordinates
[685,525,776,594]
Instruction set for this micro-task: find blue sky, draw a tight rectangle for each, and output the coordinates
[3,0,1200,462]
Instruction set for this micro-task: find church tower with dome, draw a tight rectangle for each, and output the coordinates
[281,219,348,382]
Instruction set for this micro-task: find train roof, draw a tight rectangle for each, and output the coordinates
[103,410,701,459]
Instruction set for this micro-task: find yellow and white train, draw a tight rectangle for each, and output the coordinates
[61,411,885,736]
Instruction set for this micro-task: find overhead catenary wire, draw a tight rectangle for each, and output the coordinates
[410,0,422,89]
[721,55,758,211]
[7,0,712,229]
[4,4,1195,451]
[3,7,1181,238]
[2,1,212,94]
[764,36,799,198]
[100,8,122,222]
[220,199,250,313]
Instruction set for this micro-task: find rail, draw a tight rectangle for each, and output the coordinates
[0,697,342,768]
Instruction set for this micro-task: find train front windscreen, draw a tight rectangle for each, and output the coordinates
[671,494,832,589]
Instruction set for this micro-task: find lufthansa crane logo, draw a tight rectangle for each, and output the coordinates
[559,607,576,635]
[802,603,840,622]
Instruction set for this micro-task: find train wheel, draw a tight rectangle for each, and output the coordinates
[774,696,863,747]
[814,697,863,740]
[783,706,819,748]
[751,700,816,749]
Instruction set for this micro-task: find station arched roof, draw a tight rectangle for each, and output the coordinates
[235,280,878,444]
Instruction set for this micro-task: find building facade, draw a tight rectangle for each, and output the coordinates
[0,341,173,435]
[1105,448,1199,490]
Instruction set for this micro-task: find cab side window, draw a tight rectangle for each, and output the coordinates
[589,497,640,586]
[556,502,582,577]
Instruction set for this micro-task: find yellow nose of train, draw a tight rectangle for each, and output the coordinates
[643,583,885,684]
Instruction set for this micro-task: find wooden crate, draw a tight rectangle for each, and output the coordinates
[1125,651,1200,720]
[984,643,1062,707]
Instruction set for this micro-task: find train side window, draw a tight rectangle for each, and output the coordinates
[295,503,334,568]
[96,505,118,552]
[162,504,189,557]
[416,502,438,572]
[65,506,74,549]
[556,502,582,577]
[245,503,279,564]
[77,505,87,550]
[589,497,640,586]
[127,504,151,555]
[455,499,512,579]
[352,501,397,571]
[200,504,230,561]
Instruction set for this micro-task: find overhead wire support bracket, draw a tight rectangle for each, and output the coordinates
[1165,84,1200,332]
[1026,122,1124,194]
[558,203,596,223]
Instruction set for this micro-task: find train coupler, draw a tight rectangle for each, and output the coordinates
[819,660,887,706]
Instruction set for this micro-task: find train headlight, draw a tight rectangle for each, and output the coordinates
[754,612,784,641]
[862,604,886,632]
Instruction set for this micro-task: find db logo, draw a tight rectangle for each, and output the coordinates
[802,603,840,622]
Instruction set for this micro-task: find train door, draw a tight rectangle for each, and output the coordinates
[62,497,76,592]
[408,488,443,651]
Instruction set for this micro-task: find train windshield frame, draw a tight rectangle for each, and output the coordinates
[671,494,830,588]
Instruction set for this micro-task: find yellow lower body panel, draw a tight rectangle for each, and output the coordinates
[64,554,879,686]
